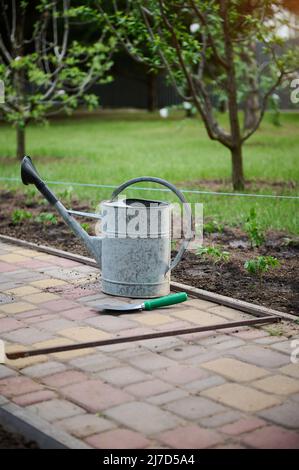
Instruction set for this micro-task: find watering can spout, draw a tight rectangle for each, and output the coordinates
[20,156,102,267]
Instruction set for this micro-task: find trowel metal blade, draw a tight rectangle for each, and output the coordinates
[98,303,144,312]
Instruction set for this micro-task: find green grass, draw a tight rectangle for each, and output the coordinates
[0,110,298,234]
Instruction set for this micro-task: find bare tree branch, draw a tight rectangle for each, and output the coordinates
[139,5,189,100]
[0,34,12,63]
[97,1,152,66]
[242,71,285,142]
[158,0,231,145]
[11,0,16,43]
[188,0,229,70]
[0,0,11,42]
[60,0,70,61]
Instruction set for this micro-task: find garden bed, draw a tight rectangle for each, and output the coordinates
[0,424,38,449]
[0,189,298,315]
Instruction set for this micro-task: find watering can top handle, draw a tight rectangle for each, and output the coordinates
[111,176,194,272]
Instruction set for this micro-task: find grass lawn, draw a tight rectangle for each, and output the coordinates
[0,110,298,234]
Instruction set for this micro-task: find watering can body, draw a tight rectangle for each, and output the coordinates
[21,157,193,298]
[100,198,172,297]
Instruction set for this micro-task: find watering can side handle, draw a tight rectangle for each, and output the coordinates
[111,176,194,272]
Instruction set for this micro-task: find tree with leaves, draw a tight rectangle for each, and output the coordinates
[0,0,115,159]
[99,0,299,189]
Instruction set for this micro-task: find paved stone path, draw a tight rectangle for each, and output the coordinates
[0,240,298,449]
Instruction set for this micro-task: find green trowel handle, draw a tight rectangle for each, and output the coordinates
[144,292,188,311]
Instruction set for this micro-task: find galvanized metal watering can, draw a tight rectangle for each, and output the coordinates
[21,156,193,298]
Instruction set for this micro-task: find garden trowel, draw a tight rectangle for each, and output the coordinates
[98,292,188,313]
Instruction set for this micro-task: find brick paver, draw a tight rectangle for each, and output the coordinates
[0,376,43,397]
[252,374,299,395]
[86,429,150,449]
[55,413,115,438]
[22,361,67,378]
[202,383,281,411]
[199,410,242,428]
[0,364,17,379]
[0,254,29,263]
[104,401,181,434]
[68,352,119,373]
[0,240,298,449]
[3,326,53,345]
[229,345,290,368]
[147,389,189,406]
[172,309,225,325]
[61,379,133,412]
[127,352,177,371]
[154,364,208,384]
[0,317,24,333]
[12,389,57,406]
[5,286,41,296]
[258,402,299,429]
[242,425,299,449]
[59,326,111,342]
[124,379,172,398]
[27,399,85,422]
[158,425,222,449]
[22,292,60,304]
[183,375,226,392]
[219,417,266,435]
[30,278,67,288]
[41,370,88,387]
[97,366,150,387]
[279,363,299,379]
[164,395,226,420]
[0,301,37,314]
[201,357,269,382]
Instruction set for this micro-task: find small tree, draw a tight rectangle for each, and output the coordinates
[244,255,280,284]
[0,1,115,159]
[99,0,299,189]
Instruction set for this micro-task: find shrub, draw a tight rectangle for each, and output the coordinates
[244,256,280,283]
[35,212,57,225]
[24,188,38,207]
[203,220,224,234]
[57,186,74,204]
[196,246,230,265]
[11,209,32,224]
[81,223,90,233]
[244,208,265,248]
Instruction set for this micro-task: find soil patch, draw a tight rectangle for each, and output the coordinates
[0,423,39,449]
[178,179,298,192]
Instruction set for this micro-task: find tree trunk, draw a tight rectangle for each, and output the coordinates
[244,91,260,131]
[219,99,227,113]
[14,9,26,160]
[17,125,25,160]
[220,1,245,190]
[243,43,259,131]
[231,144,245,190]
